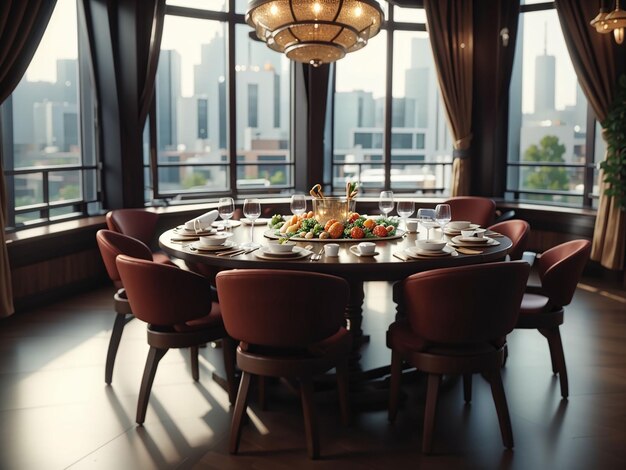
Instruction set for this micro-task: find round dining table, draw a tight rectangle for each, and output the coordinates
[159,222,512,345]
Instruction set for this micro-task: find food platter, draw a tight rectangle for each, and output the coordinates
[263,228,406,243]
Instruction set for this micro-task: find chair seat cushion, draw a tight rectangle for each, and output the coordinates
[240,327,351,359]
[173,302,224,332]
[387,319,504,355]
[520,293,550,315]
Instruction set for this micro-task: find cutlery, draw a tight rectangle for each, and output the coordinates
[230,247,259,257]
[310,247,324,261]
[216,248,243,257]
[393,252,409,261]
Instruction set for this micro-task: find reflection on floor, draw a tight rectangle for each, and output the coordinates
[0,278,625,469]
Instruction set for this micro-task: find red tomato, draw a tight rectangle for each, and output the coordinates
[347,212,360,224]
[350,226,365,239]
[372,225,388,237]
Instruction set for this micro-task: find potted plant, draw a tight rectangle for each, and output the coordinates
[600,74,626,210]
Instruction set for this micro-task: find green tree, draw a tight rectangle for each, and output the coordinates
[182,172,207,189]
[522,135,569,201]
[59,184,80,200]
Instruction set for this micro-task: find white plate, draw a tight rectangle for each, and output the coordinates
[254,246,311,260]
[242,218,271,226]
[349,245,379,257]
[444,224,481,235]
[405,245,457,258]
[173,226,216,236]
[211,220,242,229]
[450,236,499,247]
[452,235,495,244]
[189,240,236,252]
[259,246,304,258]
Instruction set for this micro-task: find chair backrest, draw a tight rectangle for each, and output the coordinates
[96,230,153,288]
[402,261,530,345]
[116,254,213,325]
[106,209,159,246]
[443,196,496,227]
[216,269,349,348]
[488,219,530,261]
[537,239,591,308]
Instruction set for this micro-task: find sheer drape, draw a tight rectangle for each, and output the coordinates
[424,0,473,196]
[0,1,57,317]
[555,0,625,270]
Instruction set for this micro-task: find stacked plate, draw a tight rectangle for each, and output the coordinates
[404,245,458,259]
[449,235,500,247]
[171,226,217,241]
[190,240,237,252]
[444,223,481,237]
[254,246,312,260]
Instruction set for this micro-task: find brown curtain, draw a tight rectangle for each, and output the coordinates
[555,0,626,270]
[424,0,473,196]
[0,1,57,318]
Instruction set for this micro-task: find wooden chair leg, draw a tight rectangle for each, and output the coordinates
[300,377,320,459]
[550,328,568,398]
[488,369,514,449]
[105,313,129,384]
[388,350,403,423]
[463,374,472,403]
[222,336,237,405]
[230,371,252,454]
[190,346,199,381]
[539,328,558,374]
[136,346,168,425]
[336,358,351,426]
[422,373,441,454]
[258,376,267,411]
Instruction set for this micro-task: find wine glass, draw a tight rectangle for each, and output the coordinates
[218,197,235,229]
[417,208,437,240]
[396,200,415,231]
[379,190,394,218]
[242,198,261,248]
[435,204,451,240]
[290,194,307,217]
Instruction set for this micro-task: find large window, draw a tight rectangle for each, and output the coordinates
[332,5,452,195]
[1,0,99,230]
[149,1,292,201]
[506,1,602,208]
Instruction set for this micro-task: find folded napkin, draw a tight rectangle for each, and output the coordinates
[184,210,219,231]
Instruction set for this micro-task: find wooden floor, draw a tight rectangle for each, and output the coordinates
[1,276,625,469]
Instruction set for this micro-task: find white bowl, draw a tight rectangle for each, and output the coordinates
[461,229,476,238]
[268,241,296,253]
[448,220,471,230]
[415,239,447,251]
[198,232,233,246]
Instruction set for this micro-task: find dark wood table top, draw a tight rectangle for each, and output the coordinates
[159,223,512,283]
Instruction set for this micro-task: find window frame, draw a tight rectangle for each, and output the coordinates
[1,0,101,232]
[505,1,598,209]
[147,1,295,203]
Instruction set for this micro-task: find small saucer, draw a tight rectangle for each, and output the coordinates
[190,240,236,252]
[349,246,379,257]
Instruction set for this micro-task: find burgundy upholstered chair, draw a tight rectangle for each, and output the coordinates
[387,261,530,453]
[488,219,530,261]
[516,239,591,398]
[106,209,171,264]
[216,269,351,460]
[96,229,154,384]
[116,254,236,424]
[443,196,496,227]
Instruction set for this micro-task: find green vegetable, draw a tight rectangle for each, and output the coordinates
[268,214,285,229]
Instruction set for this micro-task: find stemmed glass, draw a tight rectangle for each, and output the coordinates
[417,208,437,240]
[218,197,235,229]
[379,190,394,218]
[435,204,451,240]
[242,198,261,248]
[290,194,307,217]
[396,200,415,231]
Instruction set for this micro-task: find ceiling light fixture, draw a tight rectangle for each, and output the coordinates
[245,0,385,67]
[591,0,626,44]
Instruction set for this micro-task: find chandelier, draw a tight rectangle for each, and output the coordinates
[590,0,626,45]
[245,0,385,67]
